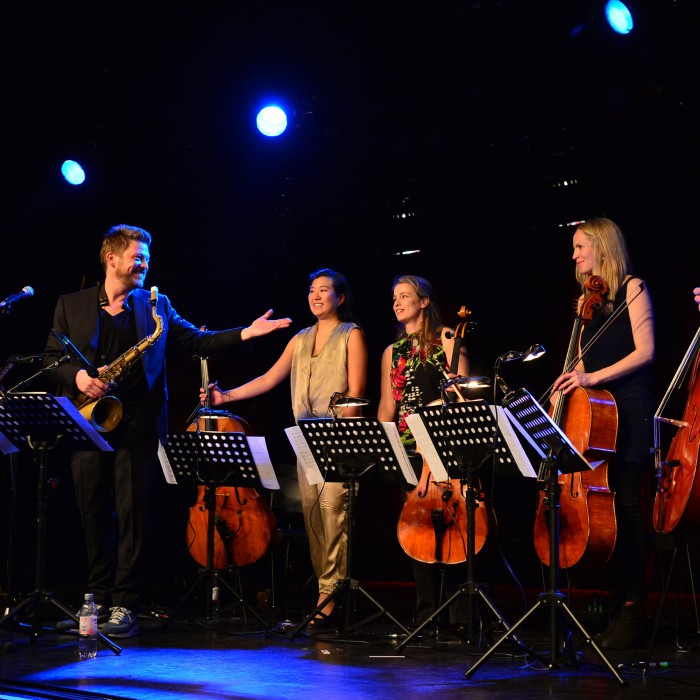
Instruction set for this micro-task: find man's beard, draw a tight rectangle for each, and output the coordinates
[117,269,146,289]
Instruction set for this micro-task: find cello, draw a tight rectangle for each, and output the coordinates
[533,276,618,570]
[652,323,700,535]
[396,306,489,564]
[185,349,278,570]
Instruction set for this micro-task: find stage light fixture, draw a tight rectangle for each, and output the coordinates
[61,160,86,185]
[605,1,634,35]
[256,105,288,137]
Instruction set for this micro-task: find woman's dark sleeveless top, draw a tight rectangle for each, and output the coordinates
[580,276,653,466]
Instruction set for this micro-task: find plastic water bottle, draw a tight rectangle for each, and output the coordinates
[78,593,98,660]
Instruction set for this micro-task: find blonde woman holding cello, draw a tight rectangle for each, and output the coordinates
[552,217,655,649]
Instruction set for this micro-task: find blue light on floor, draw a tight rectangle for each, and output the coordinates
[24,646,391,699]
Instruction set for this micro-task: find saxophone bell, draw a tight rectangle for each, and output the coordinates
[80,396,124,433]
[72,287,164,433]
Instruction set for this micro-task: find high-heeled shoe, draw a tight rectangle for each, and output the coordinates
[307,600,338,632]
[308,614,334,631]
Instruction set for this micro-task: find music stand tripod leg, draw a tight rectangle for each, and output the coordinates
[162,481,219,627]
[287,582,345,640]
[46,594,122,654]
[637,538,688,669]
[458,466,528,649]
[342,471,408,637]
[339,579,409,635]
[288,469,409,641]
[163,482,271,631]
[0,438,121,655]
[215,569,272,630]
[396,464,523,653]
[288,469,358,641]
[161,568,210,628]
[464,455,625,686]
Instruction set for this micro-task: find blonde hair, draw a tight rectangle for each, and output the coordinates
[575,217,633,314]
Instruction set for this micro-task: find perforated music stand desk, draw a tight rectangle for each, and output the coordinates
[163,430,276,627]
[406,399,538,481]
[287,416,416,639]
[0,392,121,654]
[397,399,536,652]
[464,388,625,686]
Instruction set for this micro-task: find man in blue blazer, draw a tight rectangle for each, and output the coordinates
[43,223,291,637]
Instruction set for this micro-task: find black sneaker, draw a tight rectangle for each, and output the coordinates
[101,606,140,638]
[54,603,110,631]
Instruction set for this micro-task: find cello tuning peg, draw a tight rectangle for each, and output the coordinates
[457,305,472,319]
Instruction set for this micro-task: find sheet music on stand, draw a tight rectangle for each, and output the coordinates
[286,417,418,486]
[502,388,592,475]
[0,392,112,454]
[162,431,279,490]
[406,399,537,480]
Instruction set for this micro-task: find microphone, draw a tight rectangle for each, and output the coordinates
[51,329,99,378]
[0,286,34,309]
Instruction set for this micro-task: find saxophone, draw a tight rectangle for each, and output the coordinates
[75,286,164,432]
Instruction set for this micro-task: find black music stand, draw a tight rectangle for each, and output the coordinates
[464,388,625,686]
[396,399,536,652]
[286,417,415,640]
[162,430,274,629]
[0,392,121,654]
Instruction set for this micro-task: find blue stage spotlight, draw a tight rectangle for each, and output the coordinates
[605,1,634,35]
[61,159,86,185]
[256,105,288,137]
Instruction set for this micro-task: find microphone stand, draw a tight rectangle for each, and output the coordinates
[51,330,99,378]
[6,356,71,395]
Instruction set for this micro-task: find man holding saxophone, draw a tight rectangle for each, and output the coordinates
[43,224,291,637]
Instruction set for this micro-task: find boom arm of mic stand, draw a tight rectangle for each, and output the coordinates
[6,356,71,395]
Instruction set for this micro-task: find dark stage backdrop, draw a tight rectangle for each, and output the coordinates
[2,1,699,603]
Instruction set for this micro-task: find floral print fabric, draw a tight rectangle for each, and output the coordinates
[390,332,448,452]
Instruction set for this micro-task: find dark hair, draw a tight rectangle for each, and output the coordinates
[309,267,359,324]
[100,224,152,270]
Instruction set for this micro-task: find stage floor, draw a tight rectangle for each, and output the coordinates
[1,584,699,700]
